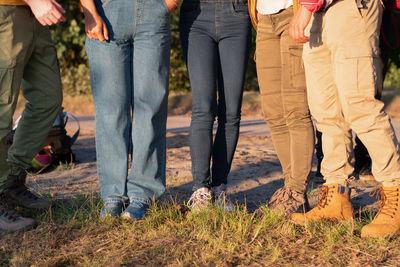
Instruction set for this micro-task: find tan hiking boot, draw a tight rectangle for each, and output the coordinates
[361,186,400,238]
[290,184,353,224]
[268,187,309,216]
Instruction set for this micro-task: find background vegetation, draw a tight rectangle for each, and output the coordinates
[53,2,400,97]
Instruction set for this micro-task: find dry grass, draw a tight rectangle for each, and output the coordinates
[1,194,400,266]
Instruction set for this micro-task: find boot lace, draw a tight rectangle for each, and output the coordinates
[269,188,291,206]
[370,187,400,218]
[0,206,19,222]
[316,185,330,210]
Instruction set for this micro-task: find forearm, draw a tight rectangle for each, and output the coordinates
[299,0,335,13]
[80,0,99,17]
[80,0,108,42]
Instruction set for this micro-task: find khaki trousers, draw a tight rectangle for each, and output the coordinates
[0,6,62,192]
[304,0,400,186]
[256,7,315,193]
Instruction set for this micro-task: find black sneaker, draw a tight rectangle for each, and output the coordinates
[0,204,37,232]
[5,185,52,209]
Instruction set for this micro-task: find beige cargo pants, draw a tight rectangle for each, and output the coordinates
[303,0,400,186]
[0,5,62,192]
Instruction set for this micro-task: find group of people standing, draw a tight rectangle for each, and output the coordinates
[1,0,400,239]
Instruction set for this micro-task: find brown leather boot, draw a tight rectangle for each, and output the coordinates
[4,172,52,209]
[361,186,400,238]
[268,187,309,216]
[290,184,353,224]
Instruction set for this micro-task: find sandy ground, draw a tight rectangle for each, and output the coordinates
[25,114,396,212]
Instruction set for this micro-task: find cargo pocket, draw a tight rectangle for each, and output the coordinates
[289,45,306,89]
[340,43,376,98]
[0,67,15,105]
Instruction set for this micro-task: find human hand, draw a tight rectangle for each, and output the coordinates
[83,8,109,42]
[289,5,312,44]
[24,0,66,26]
[164,0,181,12]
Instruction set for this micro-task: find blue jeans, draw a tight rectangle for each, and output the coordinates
[86,0,170,203]
[179,0,251,190]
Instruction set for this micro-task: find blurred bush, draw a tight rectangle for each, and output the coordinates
[51,1,258,96]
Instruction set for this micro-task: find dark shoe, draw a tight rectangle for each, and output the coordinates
[121,200,149,220]
[0,203,37,232]
[212,184,236,212]
[100,197,125,219]
[313,172,326,184]
[5,185,52,209]
[269,187,309,216]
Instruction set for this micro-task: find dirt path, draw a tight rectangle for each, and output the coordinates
[27,115,396,212]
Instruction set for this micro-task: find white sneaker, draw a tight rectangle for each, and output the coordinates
[188,187,212,211]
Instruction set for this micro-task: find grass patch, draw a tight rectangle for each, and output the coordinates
[1,195,400,266]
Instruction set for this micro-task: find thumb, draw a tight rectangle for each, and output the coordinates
[103,23,109,41]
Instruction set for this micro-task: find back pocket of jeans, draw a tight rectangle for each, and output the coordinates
[0,68,14,105]
[232,0,249,18]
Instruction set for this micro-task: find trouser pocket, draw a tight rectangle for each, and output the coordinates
[0,68,15,105]
[289,45,306,89]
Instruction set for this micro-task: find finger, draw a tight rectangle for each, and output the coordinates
[48,13,60,25]
[87,32,95,40]
[37,17,47,26]
[42,17,53,26]
[299,29,309,43]
[296,27,304,43]
[50,9,65,23]
[52,0,66,14]
[103,23,109,40]
[289,26,295,41]
[97,32,105,42]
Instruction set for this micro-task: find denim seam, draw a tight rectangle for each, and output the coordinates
[104,197,123,202]
[130,196,150,204]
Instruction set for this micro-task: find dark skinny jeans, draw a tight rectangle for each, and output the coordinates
[179,0,252,190]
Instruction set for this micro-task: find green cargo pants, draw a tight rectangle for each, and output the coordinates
[0,5,62,192]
